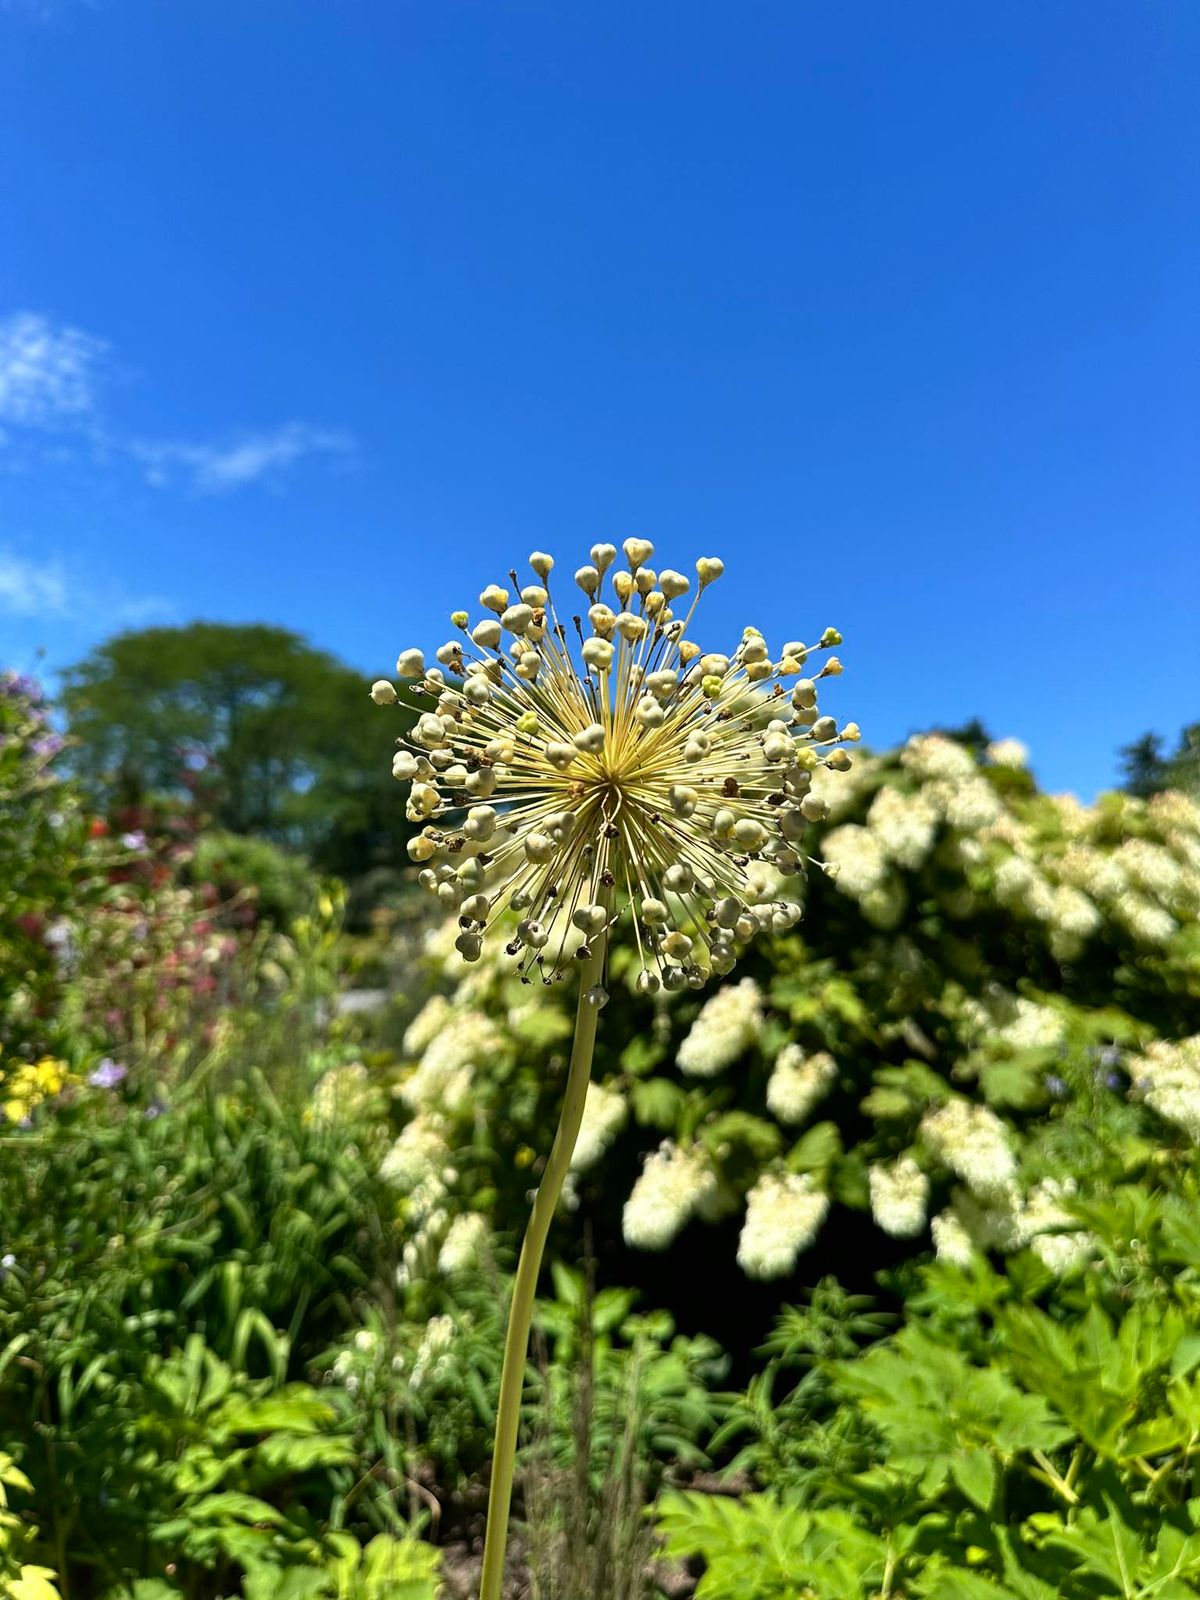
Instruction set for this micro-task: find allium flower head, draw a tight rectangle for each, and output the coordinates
[379,543,855,988]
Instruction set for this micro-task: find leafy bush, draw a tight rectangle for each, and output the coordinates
[357,738,1200,1378]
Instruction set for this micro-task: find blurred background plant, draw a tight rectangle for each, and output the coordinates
[4,650,1200,1598]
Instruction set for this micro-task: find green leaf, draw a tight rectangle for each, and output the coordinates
[786,1120,842,1174]
[630,1077,685,1130]
[951,1448,997,1512]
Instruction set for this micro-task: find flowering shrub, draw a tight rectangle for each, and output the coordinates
[362,733,1200,1312]
[1,671,335,1122]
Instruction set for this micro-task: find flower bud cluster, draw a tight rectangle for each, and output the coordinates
[736,1171,829,1279]
[376,542,855,985]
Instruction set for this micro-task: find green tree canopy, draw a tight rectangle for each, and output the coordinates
[1121,724,1200,800]
[61,622,413,879]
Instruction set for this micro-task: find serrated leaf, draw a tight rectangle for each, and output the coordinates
[951,1448,997,1512]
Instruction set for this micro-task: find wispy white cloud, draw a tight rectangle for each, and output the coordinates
[0,308,355,495]
[0,549,70,616]
[129,422,355,494]
[0,311,108,430]
[0,545,174,626]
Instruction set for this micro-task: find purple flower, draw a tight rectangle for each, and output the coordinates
[1105,1072,1124,1091]
[88,1059,128,1089]
[120,831,147,851]
[32,734,65,760]
[144,1100,166,1121]
[1045,1074,1068,1098]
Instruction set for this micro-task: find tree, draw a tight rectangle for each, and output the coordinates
[1120,726,1199,799]
[61,622,414,879]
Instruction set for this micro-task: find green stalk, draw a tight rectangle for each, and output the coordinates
[478,922,610,1600]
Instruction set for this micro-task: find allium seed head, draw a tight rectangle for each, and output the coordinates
[377,544,855,985]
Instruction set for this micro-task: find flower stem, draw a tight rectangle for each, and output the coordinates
[478,926,609,1600]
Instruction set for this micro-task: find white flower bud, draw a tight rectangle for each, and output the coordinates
[501,604,534,635]
[612,571,635,605]
[683,732,710,763]
[763,731,793,762]
[615,613,648,643]
[585,984,610,1009]
[589,604,616,637]
[582,638,614,672]
[572,904,608,934]
[396,648,425,678]
[780,806,806,842]
[517,918,549,948]
[480,584,509,613]
[464,677,491,706]
[792,679,818,709]
[663,931,693,960]
[530,551,554,578]
[455,931,483,961]
[521,584,548,607]
[670,785,698,818]
[636,695,666,727]
[659,569,689,599]
[465,767,496,797]
[645,669,678,701]
[641,898,669,924]
[591,542,618,574]
[462,805,497,841]
[472,619,502,649]
[811,716,837,741]
[733,818,768,852]
[623,537,654,569]
[696,556,724,587]
[371,679,398,705]
[461,893,491,921]
[800,793,829,822]
[407,834,437,862]
[573,723,606,754]
[546,741,577,770]
[525,833,555,863]
[663,863,694,893]
[575,565,601,597]
[712,807,736,840]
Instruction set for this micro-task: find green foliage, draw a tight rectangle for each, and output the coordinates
[60,622,416,880]
[0,1084,396,1590]
[0,1450,59,1600]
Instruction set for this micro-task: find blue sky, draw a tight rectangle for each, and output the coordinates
[1,1,1196,797]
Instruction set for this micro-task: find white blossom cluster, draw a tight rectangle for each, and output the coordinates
[622,1141,717,1250]
[436,1212,490,1274]
[310,1061,373,1127]
[867,785,937,870]
[987,738,1029,769]
[378,541,858,989]
[1130,1036,1200,1143]
[677,977,764,1077]
[868,1157,929,1238]
[736,1172,829,1279]
[933,1178,1094,1275]
[820,825,888,900]
[920,1098,1017,1198]
[399,1004,501,1112]
[765,1044,837,1125]
[570,1080,628,1172]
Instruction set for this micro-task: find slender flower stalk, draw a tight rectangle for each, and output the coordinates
[376,540,857,1600]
